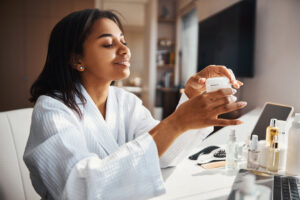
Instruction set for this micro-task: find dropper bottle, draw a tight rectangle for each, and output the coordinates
[267,135,280,173]
[266,118,279,147]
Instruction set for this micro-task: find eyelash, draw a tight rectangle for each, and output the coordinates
[103,42,127,48]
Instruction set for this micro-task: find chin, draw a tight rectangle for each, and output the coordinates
[115,69,130,81]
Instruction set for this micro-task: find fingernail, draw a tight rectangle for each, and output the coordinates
[236,120,243,125]
[232,89,237,94]
[238,101,247,106]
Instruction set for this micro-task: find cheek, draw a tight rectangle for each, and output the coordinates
[85,47,115,68]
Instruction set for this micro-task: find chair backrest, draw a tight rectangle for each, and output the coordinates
[0,108,40,200]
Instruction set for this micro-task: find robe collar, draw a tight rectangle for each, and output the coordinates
[78,84,120,155]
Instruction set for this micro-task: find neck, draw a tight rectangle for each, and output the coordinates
[81,79,112,118]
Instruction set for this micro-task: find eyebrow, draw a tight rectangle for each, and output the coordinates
[97,33,124,39]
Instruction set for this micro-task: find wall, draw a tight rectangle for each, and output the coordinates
[0,0,94,111]
[242,0,300,112]
[97,0,153,110]
[196,0,240,22]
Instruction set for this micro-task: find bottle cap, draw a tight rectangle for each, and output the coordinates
[228,129,236,142]
[270,118,277,127]
[206,77,230,86]
[250,135,258,150]
[294,113,300,123]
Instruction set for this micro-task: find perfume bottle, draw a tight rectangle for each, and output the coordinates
[267,135,280,173]
[247,135,260,170]
[266,118,279,146]
[225,129,238,171]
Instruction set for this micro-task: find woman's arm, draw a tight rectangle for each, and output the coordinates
[149,87,246,157]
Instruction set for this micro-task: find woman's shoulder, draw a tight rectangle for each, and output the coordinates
[33,95,75,117]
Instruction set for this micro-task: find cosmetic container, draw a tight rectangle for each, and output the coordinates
[247,135,260,170]
[286,113,300,175]
[206,77,231,93]
[266,118,279,146]
[258,140,268,170]
[267,135,280,173]
[225,129,238,172]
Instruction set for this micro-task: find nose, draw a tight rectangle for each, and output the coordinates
[118,42,131,57]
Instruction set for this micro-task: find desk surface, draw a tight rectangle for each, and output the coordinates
[151,108,262,200]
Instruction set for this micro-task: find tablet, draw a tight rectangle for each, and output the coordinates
[251,102,294,140]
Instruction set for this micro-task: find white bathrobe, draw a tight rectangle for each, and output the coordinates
[23,85,213,200]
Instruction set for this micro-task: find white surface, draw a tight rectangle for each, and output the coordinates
[151,108,262,200]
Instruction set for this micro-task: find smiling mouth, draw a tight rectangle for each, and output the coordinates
[114,61,130,67]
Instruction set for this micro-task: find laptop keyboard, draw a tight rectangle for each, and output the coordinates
[274,176,300,200]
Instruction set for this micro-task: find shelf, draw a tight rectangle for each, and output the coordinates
[156,87,178,92]
[158,18,175,23]
[157,64,174,70]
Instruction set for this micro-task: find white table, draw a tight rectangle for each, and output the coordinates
[151,109,262,200]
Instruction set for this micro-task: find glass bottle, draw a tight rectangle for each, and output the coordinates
[266,118,279,147]
[267,135,280,173]
[225,129,238,172]
[247,135,260,170]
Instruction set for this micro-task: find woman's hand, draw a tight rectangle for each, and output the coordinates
[184,65,244,99]
[169,88,247,133]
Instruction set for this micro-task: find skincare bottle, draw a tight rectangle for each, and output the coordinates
[206,77,231,93]
[225,129,238,172]
[278,131,288,171]
[286,113,300,175]
[267,135,280,173]
[266,118,279,146]
[247,135,260,170]
[258,140,269,170]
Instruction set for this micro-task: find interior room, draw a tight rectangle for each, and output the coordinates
[0,0,300,199]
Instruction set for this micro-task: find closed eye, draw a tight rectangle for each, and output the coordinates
[103,44,113,48]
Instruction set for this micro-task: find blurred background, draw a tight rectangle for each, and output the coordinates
[0,0,299,120]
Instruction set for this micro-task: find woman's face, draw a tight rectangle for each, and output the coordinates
[79,18,131,83]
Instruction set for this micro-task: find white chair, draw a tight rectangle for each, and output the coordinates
[0,108,40,200]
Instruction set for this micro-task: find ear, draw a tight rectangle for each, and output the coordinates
[70,53,85,72]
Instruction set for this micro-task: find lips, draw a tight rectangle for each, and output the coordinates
[114,60,130,67]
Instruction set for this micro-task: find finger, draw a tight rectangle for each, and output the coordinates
[237,80,243,86]
[189,76,205,89]
[209,119,243,126]
[213,65,235,83]
[209,95,237,108]
[227,69,240,89]
[203,88,237,100]
[212,101,247,116]
[198,78,206,85]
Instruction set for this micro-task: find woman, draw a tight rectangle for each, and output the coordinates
[24,9,246,200]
